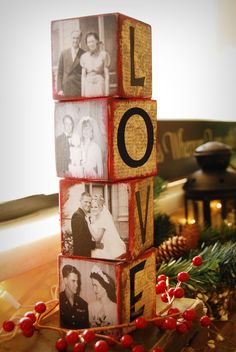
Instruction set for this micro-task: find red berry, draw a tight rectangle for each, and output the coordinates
[73,343,85,352]
[192,256,203,266]
[94,340,109,352]
[177,271,189,282]
[152,348,164,352]
[2,320,15,332]
[157,274,167,282]
[167,307,180,316]
[167,288,175,298]
[82,329,95,343]
[132,345,145,352]
[183,308,196,321]
[56,337,67,351]
[160,292,169,303]
[174,287,185,298]
[35,301,46,314]
[24,312,36,324]
[155,280,167,294]
[200,315,211,327]
[135,317,148,329]
[66,330,78,344]
[120,334,134,348]
[163,317,176,330]
[176,322,188,334]
[18,317,33,331]
[22,327,34,337]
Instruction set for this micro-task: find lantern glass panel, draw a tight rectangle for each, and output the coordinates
[185,200,203,225]
[210,200,222,227]
[224,200,236,226]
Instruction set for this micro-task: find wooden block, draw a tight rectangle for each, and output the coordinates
[58,248,156,330]
[51,13,152,100]
[55,98,157,181]
[60,177,154,260]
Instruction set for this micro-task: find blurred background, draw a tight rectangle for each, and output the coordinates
[0,0,235,202]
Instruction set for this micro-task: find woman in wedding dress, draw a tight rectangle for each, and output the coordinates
[68,132,83,178]
[88,265,117,327]
[86,195,126,259]
[69,116,103,178]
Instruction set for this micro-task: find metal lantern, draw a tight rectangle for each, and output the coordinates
[183,141,236,226]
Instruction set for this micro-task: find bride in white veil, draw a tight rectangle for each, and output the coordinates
[86,195,126,259]
[69,116,103,179]
[68,127,83,178]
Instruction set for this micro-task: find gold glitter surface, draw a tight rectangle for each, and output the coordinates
[121,17,152,98]
[112,99,157,179]
[120,250,156,329]
[133,178,154,258]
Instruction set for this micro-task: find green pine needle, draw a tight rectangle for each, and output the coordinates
[157,241,236,295]
[199,224,236,245]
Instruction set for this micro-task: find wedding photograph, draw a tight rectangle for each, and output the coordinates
[2,0,236,350]
[59,256,118,329]
[55,100,108,180]
[51,13,118,98]
[60,180,129,260]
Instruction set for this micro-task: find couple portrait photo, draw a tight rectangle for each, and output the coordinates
[60,181,128,260]
[59,258,118,329]
[55,100,108,179]
[51,14,117,98]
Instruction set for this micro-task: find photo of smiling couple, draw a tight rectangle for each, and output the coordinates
[61,183,128,260]
[51,14,117,99]
[60,259,118,329]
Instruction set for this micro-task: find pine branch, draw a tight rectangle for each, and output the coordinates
[153,176,167,198]
[199,224,236,245]
[157,241,236,295]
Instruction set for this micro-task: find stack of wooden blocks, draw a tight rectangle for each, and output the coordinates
[51,13,157,332]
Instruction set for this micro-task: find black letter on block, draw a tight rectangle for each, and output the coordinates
[135,185,151,244]
[117,107,154,168]
[130,260,146,321]
[130,26,145,86]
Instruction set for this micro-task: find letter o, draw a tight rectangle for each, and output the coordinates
[117,107,154,168]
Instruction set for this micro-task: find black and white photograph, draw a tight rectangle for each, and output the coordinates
[55,100,108,179]
[59,257,118,329]
[60,181,128,260]
[51,14,118,98]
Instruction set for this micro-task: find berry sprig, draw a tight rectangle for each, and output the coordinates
[156,256,203,304]
[1,256,214,352]
[1,301,180,351]
[154,256,213,337]
[50,315,174,351]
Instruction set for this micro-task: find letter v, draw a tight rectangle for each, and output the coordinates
[135,185,150,244]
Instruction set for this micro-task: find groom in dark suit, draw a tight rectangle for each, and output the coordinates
[56,115,74,176]
[71,192,103,257]
[57,30,85,97]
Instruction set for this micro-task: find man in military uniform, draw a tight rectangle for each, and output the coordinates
[60,264,89,329]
